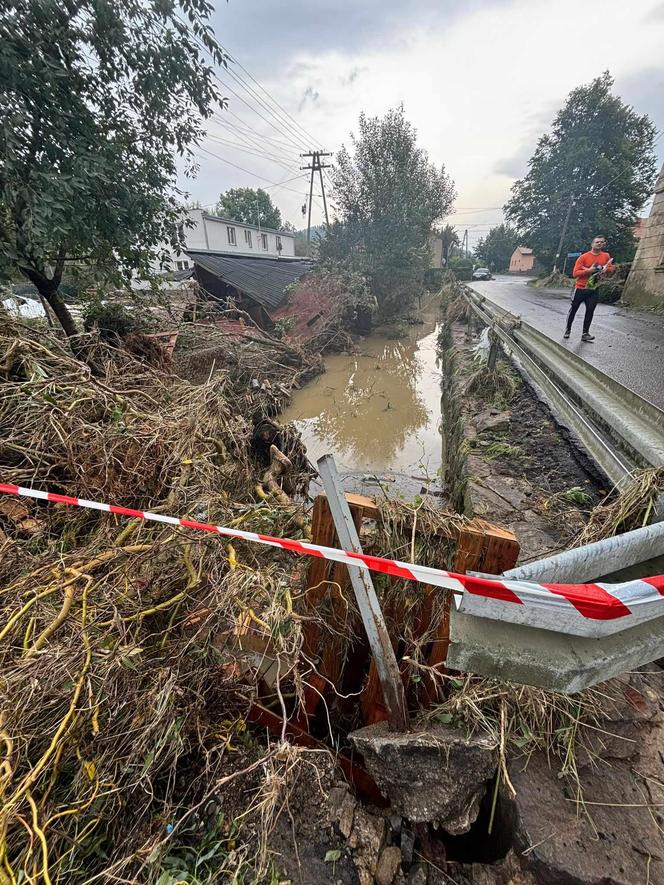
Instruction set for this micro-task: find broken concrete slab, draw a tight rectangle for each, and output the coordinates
[576,670,661,766]
[458,850,539,885]
[327,783,356,839]
[350,722,498,834]
[375,846,402,885]
[474,409,511,435]
[505,717,664,885]
[348,804,386,885]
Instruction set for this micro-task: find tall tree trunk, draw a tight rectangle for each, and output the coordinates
[20,260,77,339]
[38,284,78,338]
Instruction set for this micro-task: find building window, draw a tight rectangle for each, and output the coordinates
[244,229,252,248]
[227,226,236,246]
[276,235,282,252]
[176,260,189,271]
[261,233,268,251]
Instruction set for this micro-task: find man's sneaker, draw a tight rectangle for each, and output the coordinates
[581,333,595,342]
[563,329,570,339]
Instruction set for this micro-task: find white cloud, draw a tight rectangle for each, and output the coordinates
[182,0,664,243]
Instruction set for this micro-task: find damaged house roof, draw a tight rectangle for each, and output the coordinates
[186,251,314,310]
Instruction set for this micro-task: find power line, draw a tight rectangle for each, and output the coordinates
[219,43,325,152]
[194,146,309,195]
[220,62,310,154]
[214,73,307,153]
[213,114,305,154]
[176,14,312,155]
[209,111,302,177]
[206,133,300,175]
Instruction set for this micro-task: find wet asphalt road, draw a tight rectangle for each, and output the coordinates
[470,275,664,410]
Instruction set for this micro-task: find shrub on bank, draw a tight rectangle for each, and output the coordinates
[448,257,474,281]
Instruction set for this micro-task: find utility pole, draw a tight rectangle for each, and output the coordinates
[300,150,332,248]
[553,194,575,273]
[461,228,469,259]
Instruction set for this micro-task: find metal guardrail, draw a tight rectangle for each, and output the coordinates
[461,285,664,493]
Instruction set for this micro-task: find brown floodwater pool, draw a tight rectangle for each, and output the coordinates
[281,301,443,498]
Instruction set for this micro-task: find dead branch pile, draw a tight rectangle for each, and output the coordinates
[0,317,317,882]
[527,270,574,290]
[574,466,664,546]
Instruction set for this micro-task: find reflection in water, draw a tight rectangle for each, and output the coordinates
[281,303,443,485]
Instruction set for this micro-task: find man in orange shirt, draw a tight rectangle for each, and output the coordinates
[564,236,615,342]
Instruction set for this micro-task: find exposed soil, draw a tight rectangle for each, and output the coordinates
[451,323,605,563]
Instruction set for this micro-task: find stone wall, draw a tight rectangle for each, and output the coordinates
[623,163,664,306]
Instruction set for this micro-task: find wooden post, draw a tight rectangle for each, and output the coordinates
[296,492,377,730]
[318,455,408,732]
[425,522,519,701]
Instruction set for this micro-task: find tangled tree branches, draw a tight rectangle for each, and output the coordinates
[0,316,321,882]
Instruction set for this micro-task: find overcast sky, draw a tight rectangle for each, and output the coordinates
[182,0,664,245]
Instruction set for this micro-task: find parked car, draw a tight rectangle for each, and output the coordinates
[472,267,492,280]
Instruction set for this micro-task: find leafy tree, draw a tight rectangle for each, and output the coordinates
[0,0,224,341]
[216,187,282,230]
[321,106,455,317]
[439,223,460,266]
[474,224,520,272]
[505,72,657,269]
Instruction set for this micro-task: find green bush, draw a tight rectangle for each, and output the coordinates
[83,299,143,342]
[596,278,624,303]
[424,267,444,290]
[448,257,474,281]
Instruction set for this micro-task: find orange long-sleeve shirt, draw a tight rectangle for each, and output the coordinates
[572,251,613,289]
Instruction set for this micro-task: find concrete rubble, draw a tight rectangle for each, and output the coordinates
[502,672,664,885]
[350,722,499,834]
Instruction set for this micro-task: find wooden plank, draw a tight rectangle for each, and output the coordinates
[424,522,501,702]
[300,495,336,657]
[296,493,369,731]
[360,579,407,725]
[317,503,365,696]
[479,525,520,575]
[295,495,338,730]
[320,491,381,521]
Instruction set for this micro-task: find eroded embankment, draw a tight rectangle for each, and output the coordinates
[437,292,605,562]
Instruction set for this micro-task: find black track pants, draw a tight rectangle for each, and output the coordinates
[566,288,598,334]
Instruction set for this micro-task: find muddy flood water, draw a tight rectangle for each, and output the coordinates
[282,301,443,498]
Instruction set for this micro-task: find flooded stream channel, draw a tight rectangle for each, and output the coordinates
[282,301,443,498]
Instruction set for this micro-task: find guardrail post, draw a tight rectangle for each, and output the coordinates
[317,454,409,731]
[487,329,499,370]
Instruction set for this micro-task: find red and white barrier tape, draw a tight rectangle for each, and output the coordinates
[1,483,663,638]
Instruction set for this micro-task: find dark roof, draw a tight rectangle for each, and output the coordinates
[186,252,314,310]
[169,268,194,282]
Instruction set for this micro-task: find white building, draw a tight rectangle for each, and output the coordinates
[168,208,296,271]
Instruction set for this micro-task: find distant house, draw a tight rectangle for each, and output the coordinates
[428,233,443,268]
[623,164,664,307]
[509,246,536,274]
[150,208,311,329]
[165,208,295,270]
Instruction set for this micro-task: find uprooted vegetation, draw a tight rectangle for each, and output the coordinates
[0,317,323,882]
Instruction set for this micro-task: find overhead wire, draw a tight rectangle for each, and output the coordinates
[218,62,310,154]
[194,146,308,195]
[217,42,325,152]
[175,13,313,156]
[206,133,300,175]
